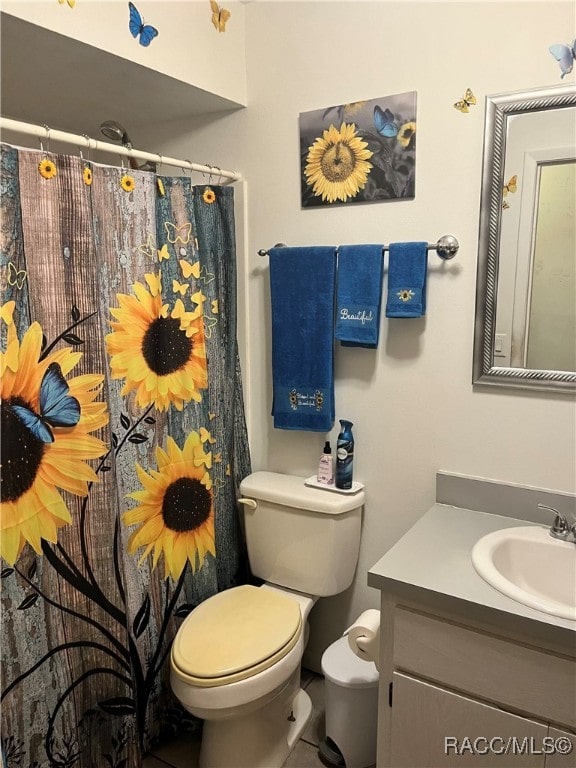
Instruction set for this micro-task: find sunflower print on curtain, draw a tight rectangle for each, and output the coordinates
[0,144,251,768]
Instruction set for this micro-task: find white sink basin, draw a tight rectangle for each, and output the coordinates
[472,526,576,621]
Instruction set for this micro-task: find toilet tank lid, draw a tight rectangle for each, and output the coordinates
[239,471,365,515]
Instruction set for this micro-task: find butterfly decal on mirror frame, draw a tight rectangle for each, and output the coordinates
[7,262,28,289]
[502,175,518,208]
[373,105,398,138]
[128,2,159,47]
[10,362,81,444]
[503,175,517,196]
[549,40,576,78]
[453,88,477,113]
[210,0,230,33]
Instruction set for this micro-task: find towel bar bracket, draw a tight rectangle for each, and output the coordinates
[434,235,459,260]
[258,235,459,260]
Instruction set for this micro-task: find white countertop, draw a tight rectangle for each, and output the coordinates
[368,504,576,635]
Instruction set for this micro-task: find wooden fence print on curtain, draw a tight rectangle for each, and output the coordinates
[0,144,251,768]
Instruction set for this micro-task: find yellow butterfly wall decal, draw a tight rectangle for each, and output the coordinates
[173,280,189,296]
[210,0,230,32]
[7,262,28,289]
[58,0,76,7]
[503,175,518,196]
[179,259,200,279]
[453,88,477,113]
[165,221,191,245]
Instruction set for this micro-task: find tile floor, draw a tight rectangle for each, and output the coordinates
[143,670,328,768]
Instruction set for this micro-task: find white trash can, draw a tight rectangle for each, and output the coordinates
[319,635,379,768]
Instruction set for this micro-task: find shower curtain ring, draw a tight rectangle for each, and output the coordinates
[39,123,51,154]
[82,134,91,163]
[185,159,193,180]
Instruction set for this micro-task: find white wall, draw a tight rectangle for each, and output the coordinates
[140,0,576,670]
[2,1,247,108]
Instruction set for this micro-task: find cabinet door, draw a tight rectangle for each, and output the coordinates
[545,728,576,767]
[390,672,548,767]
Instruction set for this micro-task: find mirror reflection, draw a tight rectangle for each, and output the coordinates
[473,84,576,393]
[525,161,575,372]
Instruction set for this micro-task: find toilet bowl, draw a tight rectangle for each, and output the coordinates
[170,472,365,768]
[171,584,316,767]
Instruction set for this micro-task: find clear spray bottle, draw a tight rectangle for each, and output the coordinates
[317,441,334,485]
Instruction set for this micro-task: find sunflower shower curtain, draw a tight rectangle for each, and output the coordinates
[0,144,251,768]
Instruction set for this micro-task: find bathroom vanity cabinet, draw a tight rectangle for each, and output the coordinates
[368,504,576,768]
[381,600,576,767]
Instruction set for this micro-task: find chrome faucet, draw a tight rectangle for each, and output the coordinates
[538,504,576,544]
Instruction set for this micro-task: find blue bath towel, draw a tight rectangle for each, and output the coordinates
[269,246,336,431]
[335,244,384,348]
[385,242,429,318]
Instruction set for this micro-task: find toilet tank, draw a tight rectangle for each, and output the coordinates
[239,472,364,597]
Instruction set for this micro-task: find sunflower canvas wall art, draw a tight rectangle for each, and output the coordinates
[300,92,417,207]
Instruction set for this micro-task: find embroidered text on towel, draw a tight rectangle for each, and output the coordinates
[339,308,375,325]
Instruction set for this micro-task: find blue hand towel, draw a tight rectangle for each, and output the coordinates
[385,242,429,318]
[335,244,384,348]
[269,246,336,431]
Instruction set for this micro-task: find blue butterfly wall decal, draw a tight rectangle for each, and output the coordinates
[373,105,398,138]
[549,39,576,78]
[10,362,81,444]
[128,2,159,47]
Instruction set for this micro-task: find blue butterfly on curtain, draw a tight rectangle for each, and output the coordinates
[10,363,81,444]
[549,40,576,78]
[128,2,159,47]
[373,105,398,138]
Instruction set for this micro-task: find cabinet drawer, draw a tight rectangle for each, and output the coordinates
[393,608,576,728]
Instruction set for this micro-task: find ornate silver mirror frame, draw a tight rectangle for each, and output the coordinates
[473,84,576,393]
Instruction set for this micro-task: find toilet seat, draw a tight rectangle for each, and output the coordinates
[171,585,302,687]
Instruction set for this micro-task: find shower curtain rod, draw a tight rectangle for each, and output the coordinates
[0,116,242,183]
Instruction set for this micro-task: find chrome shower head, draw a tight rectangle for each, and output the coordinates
[100,120,132,147]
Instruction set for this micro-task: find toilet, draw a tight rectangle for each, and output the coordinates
[170,471,365,768]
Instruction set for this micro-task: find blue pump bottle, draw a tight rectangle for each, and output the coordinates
[335,420,354,489]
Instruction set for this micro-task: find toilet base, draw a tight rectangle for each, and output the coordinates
[199,671,312,768]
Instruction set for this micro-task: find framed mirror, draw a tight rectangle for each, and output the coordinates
[473,84,576,393]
